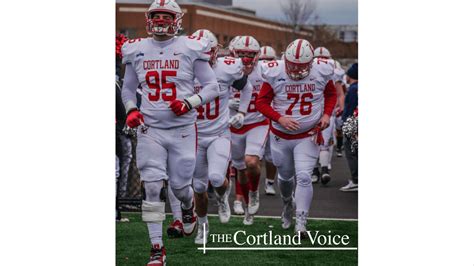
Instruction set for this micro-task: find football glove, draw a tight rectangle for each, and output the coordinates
[229,112,245,129]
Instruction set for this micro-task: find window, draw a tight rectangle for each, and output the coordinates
[339,31,345,41]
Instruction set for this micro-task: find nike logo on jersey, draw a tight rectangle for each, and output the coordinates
[136,52,144,58]
[182,134,190,138]
[173,52,182,56]
[277,78,286,82]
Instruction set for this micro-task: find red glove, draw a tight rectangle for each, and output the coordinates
[170,99,191,116]
[126,110,144,128]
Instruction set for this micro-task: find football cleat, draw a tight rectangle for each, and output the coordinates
[340,180,358,192]
[311,168,320,183]
[243,208,254,225]
[166,219,184,238]
[194,222,209,245]
[215,187,231,223]
[281,198,294,229]
[321,166,331,185]
[233,200,245,215]
[147,244,166,266]
[265,181,276,195]
[295,212,309,239]
[248,190,260,215]
[181,203,197,236]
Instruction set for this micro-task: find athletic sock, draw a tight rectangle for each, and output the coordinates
[167,186,182,221]
[278,176,294,200]
[147,222,163,247]
[295,177,313,214]
[197,215,208,225]
[266,178,274,185]
[235,177,243,197]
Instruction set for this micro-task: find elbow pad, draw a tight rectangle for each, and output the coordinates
[232,75,248,91]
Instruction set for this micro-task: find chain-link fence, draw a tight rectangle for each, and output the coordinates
[117,134,142,212]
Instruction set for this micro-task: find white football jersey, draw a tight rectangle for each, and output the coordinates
[262,59,334,135]
[230,61,266,125]
[194,56,244,135]
[121,36,211,129]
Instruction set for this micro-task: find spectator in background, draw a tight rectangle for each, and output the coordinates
[340,63,358,192]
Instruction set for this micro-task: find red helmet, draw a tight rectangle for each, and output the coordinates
[284,39,314,80]
[145,0,183,36]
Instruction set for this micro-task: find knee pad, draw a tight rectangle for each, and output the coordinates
[142,181,166,202]
[296,172,312,187]
[193,178,208,194]
[209,173,225,189]
[171,185,193,202]
[142,200,165,223]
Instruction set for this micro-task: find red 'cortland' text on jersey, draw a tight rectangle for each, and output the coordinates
[121,36,212,129]
[257,59,337,136]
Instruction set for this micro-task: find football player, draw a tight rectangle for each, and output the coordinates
[120,1,219,265]
[190,29,252,244]
[228,36,268,225]
[311,47,346,184]
[259,45,278,195]
[256,39,337,237]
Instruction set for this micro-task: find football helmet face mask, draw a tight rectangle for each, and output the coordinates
[192,29,221,66]
[259,46,276,61]
[285,39,314,80]
[313,46,331,59]
[232,36,260,74]
[145,0,183,36]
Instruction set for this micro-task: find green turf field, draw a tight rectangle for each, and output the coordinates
[117,213,357,265]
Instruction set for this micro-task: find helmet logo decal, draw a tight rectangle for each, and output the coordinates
[295,39,303,60]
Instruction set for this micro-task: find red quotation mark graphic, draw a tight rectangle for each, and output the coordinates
[196,98,220,120]
[285,93,313,115]
[145,70,177,102]
[234,92,259,113]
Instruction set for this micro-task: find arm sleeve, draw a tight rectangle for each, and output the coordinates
[342,86,358,122]
[231,75,248,91]
[323,80,338,116]
[194,60,219,104]
[237,79,252,113]
[121,64,140,114]
[256,82,281,122]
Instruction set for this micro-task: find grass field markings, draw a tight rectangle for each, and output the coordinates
[121,212,358,222]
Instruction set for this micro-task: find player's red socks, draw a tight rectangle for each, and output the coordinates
[240,181,249,204]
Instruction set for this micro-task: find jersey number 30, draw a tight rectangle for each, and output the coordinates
[145,70,177,102]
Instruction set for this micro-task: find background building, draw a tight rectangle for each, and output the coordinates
[116,0,357,59]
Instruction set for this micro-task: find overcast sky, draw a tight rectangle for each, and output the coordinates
[232,0,357,25]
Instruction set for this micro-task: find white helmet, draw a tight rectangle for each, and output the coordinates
[259,46,276,60]
[192,29,220,65]
[232,36,260,72]
[145,0,183,36]
[285,39,314,80]
[314,46,331,59]
[228,35,241,53]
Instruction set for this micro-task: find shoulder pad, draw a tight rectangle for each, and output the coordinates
[261,60,283,83]
[216,56,244,80]
[182,35,212,61]
[121,38,144,64]
[312,58,335,77]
